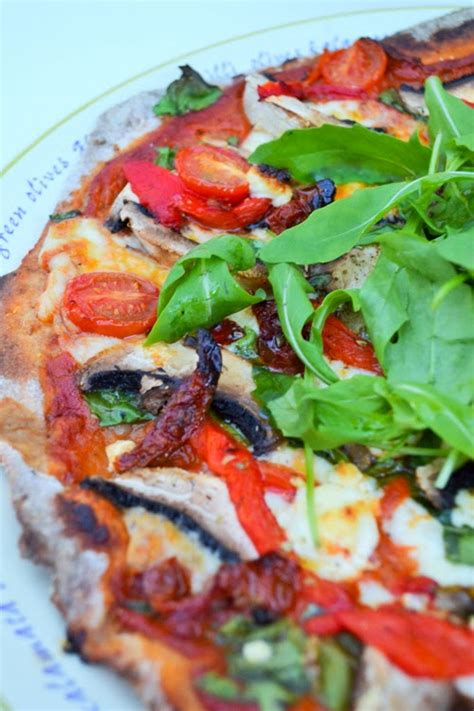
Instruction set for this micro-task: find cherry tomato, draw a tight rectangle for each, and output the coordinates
[176,193,271,230]
[319,39,387,90]
[175,145,250,204]
[64,272,159,338]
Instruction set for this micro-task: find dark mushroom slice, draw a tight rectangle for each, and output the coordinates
[82,477,240,563]
[78,343,280,456]
[81,465,258,560]
[397,75,474,117]
[416,459,473,510]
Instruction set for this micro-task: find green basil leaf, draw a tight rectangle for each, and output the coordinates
[434,222,474,271]
[154,146,176,169]
[84,390,153,426]
[197,672,241,700]
[268,263,339,383]
[319,640,353,711]
[425,76,474,152]
[443,524,474,565]
[153,65,222,117]
[243,681,295,711]
[146,235,264,344]
[260,172,474,265]
[249,124,430,184]
[228,326,259,360]
[49,209,81,222]
[252,367,296,411]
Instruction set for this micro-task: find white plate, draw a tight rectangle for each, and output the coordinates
[0,6,459,710]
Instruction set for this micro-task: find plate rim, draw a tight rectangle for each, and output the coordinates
[0,3,460,178]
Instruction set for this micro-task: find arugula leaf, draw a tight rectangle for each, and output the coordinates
[260,172,474,265]
[249,124,430,184]
[147,235,264,344]
[319,640,353,711]
[227,135,239,146]
[252,367,295,411]
[154,146,176,169]
[455,133,474,153]
[410,179,474,234]
[153,65,222,117]
[443,524,474,565]
[434,222,474,271]
[197,673,241,700]
[425,76,474,154]
[244,681,294,711]
[378,88,409,114]
[268,375,414,451]
[49,209,81,222]
[268,264,339,383]
[369,234,474,404]
[84,390,153,426]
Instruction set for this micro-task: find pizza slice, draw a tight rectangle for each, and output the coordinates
[1,8,473,711]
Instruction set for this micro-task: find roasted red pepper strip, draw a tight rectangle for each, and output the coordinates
[123,161,185,228]
[302,576,354,635]
[338,606,474,679]
[258,79,367,102]
[42,350,108,483]
[322,313,382,374]
[257,80,306,100]
[257,460,298,501]
[116,330,221,472]
[191,419,285,554]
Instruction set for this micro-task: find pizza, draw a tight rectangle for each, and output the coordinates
[1,8,474,711]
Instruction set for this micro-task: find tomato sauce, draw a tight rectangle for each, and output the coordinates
[85,82,250,218]
[42,349,108,483]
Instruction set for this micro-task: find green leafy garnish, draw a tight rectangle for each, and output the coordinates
[227,135,239,146]
[250,123,431,184]
[153,65,222,117]
[84,390,154,426]
[425,76,474,159]
[260,171,474,265]
[146,235,264,344]
[154,146,176,169]
[434,222,474,271]
[319,640,353,711]
[228,326,259,360]
[443,524,474,565]
[197,617,315,711]
[49,209,81,222]
[378,88,411,115]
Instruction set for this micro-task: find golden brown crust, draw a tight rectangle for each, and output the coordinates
[382,8,474,65]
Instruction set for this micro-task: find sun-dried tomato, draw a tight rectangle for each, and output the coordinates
[116,330,221,471]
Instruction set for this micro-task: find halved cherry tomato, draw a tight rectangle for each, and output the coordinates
[64,272,159,338]
[175,145,250,204]
[176,193,271,230]
[319,39,387,90]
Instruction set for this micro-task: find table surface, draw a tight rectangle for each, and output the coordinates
[1,0,457,171]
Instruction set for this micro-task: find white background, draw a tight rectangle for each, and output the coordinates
[1,0,461,170]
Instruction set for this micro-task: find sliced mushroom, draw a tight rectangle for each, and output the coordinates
[82,468,258,560]
[354,646,454,711]
[242,74,306,139]
[398,75,474,118]
[105,182,139,232]
[119,200,194,267]
[78,341,279,456]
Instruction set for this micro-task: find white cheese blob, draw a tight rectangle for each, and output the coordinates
[451,489,474,529]
[385,498,474,587]
[124,507,221,593]
[247,165,292,207]
[266,462,380,581]
[358,580,394,608]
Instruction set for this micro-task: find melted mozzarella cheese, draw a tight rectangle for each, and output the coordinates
[247,165,292,207]
[358,580,394,607]
[38,217,168,320]
[385,499,474,587]
[266,461,380,581]
[124,508,221,592]
[451,489,474,529]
